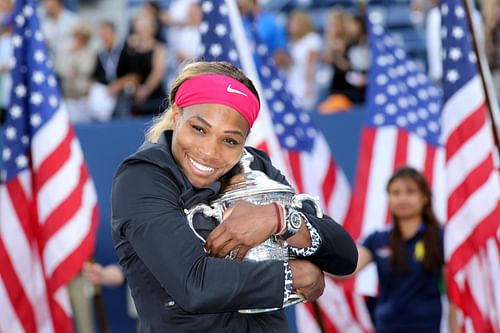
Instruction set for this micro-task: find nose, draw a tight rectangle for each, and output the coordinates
[197,136,221,162]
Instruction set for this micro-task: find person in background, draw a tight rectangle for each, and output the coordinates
[161,0,201,86]
[82,262,139,331]
[285,10,322,112]
[323,11,368,106]
[55,22,96,123]
[40,0,80,62]
[111,60,358,332]
[237,0,288,69]
[0,0,13,125]
[109,15,167,117]
[344,167,458,333]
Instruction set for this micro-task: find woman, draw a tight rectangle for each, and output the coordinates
[352,167,457,333]
[111,61,357,332]
[285,10,322,111]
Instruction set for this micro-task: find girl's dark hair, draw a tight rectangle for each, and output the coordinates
[387,167,442,274]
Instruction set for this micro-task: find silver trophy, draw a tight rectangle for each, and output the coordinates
[185,149,322,313]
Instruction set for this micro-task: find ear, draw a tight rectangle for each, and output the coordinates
[171,104,182,128]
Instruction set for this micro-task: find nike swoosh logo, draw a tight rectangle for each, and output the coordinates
[226,84,248,96]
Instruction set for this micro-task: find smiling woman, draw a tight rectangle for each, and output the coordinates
[110,61,358,332]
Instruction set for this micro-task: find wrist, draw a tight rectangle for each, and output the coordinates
[272,202,286,235]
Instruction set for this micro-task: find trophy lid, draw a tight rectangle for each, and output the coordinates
[214,149,294,203]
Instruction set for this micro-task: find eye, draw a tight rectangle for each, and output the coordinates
[191,125,205,134]
[223,137,240,146]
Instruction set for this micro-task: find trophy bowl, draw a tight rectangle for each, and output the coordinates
[185,149,322,313]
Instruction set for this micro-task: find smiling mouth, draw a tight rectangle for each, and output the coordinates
[188,156,215,174]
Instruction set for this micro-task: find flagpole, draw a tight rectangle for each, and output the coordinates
[462,0,500,156]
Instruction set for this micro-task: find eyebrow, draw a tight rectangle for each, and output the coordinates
[190,115,245,138]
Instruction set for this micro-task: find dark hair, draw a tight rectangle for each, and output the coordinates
[386,167,442,274]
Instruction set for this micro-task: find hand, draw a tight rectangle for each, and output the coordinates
[135,86,150,102]
[289,260,325,302]
[204,201,278,259]
[82,262,124,287]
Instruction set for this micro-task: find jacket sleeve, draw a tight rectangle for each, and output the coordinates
[249,147,358,276]
[111,161,285,313]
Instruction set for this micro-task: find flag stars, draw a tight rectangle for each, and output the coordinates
[12,35,22,48]
[261,66,271,78]
[31,113,42,127]
[264,88,274,99]
[441,4,449,15]
[15,14,25,27]
[10,105,22,118]
[15,154,28,169]
[284,136,297,148]
[375,93,387,105]
[407,111,418,123]
[201,1,214,13]
[449,47,462,61]
[271,78,283,90]
[373,114,385,125]
[428,121,439,132]
[23,4,34,17]
[273,101,285,113]
[30,92,43,106]
[34,50,45,63]
[396,116,408,127]
[209,44,222,57]
[218,3,228,15]
[15,84,27,98]
[5,127,17,140]
[2,147,11,161]
[49,96,59,108]
[35,31,43,41]
[199,22,208,34]
[228,49,238,61]
[385,103,397,115]
[446,69,459,83]
[468,52,476,63]
[283,113,296,125]
[274,123,285,135]
[21,136,29,145]
[33,71,45,84]
[452,26,464,39]
[416,126,427,137]
[214,23,227,37]
[454,6,464,17]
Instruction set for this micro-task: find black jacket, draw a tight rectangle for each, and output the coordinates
[111,131,357,333]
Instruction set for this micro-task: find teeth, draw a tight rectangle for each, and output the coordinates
[189,157,214,173]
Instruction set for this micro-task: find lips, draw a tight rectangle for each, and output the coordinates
[188,156,215,174]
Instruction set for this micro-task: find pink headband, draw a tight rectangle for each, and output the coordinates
[174,74,260,128]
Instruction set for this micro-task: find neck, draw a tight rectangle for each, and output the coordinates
[398,216,422,239]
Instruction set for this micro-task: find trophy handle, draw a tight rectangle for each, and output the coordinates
[184,204,224,243]
[291,194,323,218]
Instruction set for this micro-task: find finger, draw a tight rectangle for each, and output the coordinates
[204,223,227,250]
[217,239,240,258]
[235,245,251,260]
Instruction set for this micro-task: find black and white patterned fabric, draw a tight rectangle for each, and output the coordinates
[289,218,321,257]
[282,260,293,303]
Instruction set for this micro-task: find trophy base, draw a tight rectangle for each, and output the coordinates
[238,294,305,314]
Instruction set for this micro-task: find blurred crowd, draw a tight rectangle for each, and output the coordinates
[0,0,499,123]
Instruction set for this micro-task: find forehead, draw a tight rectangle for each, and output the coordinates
[181,104,249,132]
[389,177,419,189]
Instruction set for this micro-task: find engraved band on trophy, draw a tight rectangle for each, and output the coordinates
[184,149,323,314]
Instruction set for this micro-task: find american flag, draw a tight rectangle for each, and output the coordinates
[343,13,446,297]
[200,1,372,332]
[441,0,500,331]
[0,0,99,332]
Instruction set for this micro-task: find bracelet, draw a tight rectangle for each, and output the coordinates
[272,202,285,235]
